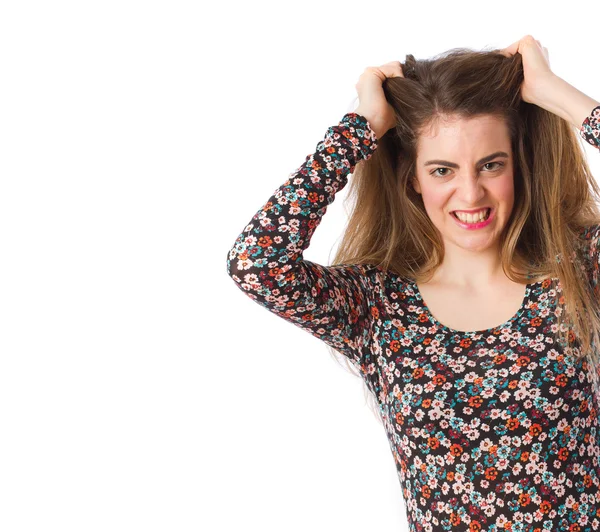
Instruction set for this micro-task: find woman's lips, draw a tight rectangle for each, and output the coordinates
[451,207,492,214]
[450,207,495,228]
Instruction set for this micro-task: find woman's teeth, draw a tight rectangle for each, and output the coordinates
[452,208,491,223]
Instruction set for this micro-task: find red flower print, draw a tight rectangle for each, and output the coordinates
[507,417,520,430]
[485,467,498,480]
[519,493,531,506]
[450,444,463,456]
[433,374,446,385]
[258,235,273,248]
[468,396,483,408]
[268,266,282,277]
[558,448,569,461]
[428,437,440,449]
[307,191,319,203]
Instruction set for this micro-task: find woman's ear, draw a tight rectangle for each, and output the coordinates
[412,176,421,194]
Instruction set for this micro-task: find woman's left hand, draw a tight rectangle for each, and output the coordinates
[500,35,555,105]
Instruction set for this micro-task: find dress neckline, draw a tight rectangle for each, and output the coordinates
[410,279,538,336]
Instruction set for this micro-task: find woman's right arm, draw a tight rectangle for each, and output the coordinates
[225,112,380,372]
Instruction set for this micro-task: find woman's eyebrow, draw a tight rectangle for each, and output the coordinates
[424,151,510,168]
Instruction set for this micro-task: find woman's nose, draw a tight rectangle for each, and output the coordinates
[457,175,486,201]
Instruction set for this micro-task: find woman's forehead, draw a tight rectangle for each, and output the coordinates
[417,115,511,152]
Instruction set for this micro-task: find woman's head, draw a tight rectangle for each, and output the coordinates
[328,46,600,372]
[412,112,515,260]
[384,49,533,277]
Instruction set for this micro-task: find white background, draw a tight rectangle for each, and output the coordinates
[1,1,600,531]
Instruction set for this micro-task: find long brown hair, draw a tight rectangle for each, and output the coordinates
[328,47,600,415]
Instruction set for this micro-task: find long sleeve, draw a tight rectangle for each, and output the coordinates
[579,104,600,149]
[226,113,379,372]
[577,105,600,290]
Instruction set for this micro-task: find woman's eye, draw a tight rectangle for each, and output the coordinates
[431,167,450,177]
[430,161,504,178]
[483,161,504,171]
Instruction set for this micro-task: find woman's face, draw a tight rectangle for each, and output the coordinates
[412,114,514,253]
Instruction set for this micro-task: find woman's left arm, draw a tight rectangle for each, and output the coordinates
[533,73,600,130]
[500,35,600,146]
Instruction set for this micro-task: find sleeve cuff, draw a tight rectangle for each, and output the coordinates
[579,104,600,148]
[340,112,379,160]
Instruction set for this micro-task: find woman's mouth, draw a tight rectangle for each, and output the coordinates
[450,208,494,229]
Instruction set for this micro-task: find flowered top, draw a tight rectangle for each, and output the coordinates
[227,104,600,531]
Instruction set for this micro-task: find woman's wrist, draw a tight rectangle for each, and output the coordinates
[533,74,600,128]
[354,106,386,140]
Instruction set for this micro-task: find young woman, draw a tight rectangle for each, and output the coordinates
[226,35,600,530]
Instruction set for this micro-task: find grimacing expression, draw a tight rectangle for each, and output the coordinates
[412,114,514,253]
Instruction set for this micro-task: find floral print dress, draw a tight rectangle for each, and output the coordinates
[227,105,600,531]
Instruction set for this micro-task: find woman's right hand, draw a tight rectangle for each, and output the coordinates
[354,61,404,140]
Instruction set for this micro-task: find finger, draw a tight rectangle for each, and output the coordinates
[381,60,405,78]
[392,62,404,78]
[500,38,520,57]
